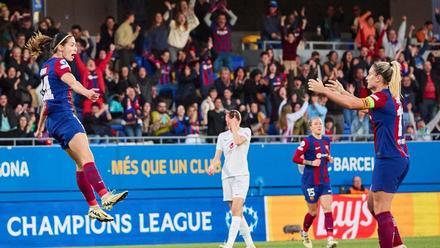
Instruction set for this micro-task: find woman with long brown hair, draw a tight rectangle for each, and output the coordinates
[28,32,127,222]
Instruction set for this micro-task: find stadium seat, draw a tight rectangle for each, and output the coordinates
[134,55,144,68]
[230,55,245,71]
[341,123,352,141]
[241,34,260,50]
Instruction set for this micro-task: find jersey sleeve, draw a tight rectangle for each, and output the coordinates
[293,138,309,165]
[323,137,332,160]
[363,92,388,109]
[215,133,223,151]
[240,128,252,143]
[54,58,72,78]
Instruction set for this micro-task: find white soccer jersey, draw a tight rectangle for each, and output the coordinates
[216,127,252,179]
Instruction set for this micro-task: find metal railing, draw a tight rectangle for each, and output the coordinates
[242,39,440,52]
[259,40,356,51]
[0,133,438,146]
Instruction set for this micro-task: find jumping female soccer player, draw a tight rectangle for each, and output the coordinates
[308,61,409,248]
[208,110,256,248]
[293,117,338,248]
[28,32,128,222]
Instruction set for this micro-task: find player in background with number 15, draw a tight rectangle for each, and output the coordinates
[293,117,338,248]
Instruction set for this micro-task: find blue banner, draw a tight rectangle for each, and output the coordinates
[33,0,43,11]
[0,142,438,199]
[0,197,266,247]
[0,142,438,246]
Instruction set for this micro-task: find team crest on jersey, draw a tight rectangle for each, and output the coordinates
[40,67,47,76]
[59,59,70,70]
[229,142,235,149]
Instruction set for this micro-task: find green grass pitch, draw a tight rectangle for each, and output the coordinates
[90,236,440,248]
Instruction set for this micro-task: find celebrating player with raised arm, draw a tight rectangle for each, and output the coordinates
[27,32,127,222]
[208,110,256,248]
[293,117,338,248]
[308,61,409,248]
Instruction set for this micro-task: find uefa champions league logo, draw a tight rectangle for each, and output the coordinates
[225,205,258,231]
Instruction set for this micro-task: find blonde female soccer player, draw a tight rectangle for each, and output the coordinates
[293,117,338,248]
[208,110,256,248]
[308,61,409,248]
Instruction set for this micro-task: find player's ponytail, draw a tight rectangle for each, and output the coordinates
[26,32,72,58]
[26,31,53,58]
[372,61,402,98]
[389,61,402,99]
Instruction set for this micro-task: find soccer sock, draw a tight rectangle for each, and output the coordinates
[324,212,334,238]
[239,217,256,248]
[376,211,394,248]
[76,171,98,206]
[392,216,403,247]
[303,213,316,232]
[83,162,108,198]
[226,216,241,247]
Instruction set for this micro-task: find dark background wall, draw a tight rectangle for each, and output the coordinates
[38,0,435,34]
[46,0,117,33]
[390,0,434,30]
[116,0,391,32]
[229,0,391,31]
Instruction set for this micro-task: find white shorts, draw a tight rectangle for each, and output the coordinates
[222,175,250,202]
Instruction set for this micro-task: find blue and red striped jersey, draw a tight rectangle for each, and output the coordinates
[293,135,332,185]
[159,62,172,85]
[40,57,74,115]
[211,23,233,53]
[366,89,409,158]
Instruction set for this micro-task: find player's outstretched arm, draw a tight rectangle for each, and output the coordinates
[35,103,48,138]
[61,72,100,102]
[327,80,352,96]
[308,78,367,110]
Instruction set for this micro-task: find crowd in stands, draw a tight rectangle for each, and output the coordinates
[0,0,439,144]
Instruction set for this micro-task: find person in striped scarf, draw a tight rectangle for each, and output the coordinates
[200,55,215,97]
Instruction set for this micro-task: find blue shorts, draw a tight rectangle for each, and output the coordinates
[371,157,409,193]
[46,111,85,149]
[301,183,332,204]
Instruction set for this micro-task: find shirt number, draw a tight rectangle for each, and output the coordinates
[41,75,54,100]
[397,102,403,137]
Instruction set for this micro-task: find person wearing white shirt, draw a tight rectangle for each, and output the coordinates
[279,94,310,142]
[382,16,407,59]
[167,11,200,62]
[208,110,255,248]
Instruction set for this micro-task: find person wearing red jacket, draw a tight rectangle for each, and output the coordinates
[359,24,386,60]
[281,17,306,74]
[75,44,115,114]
